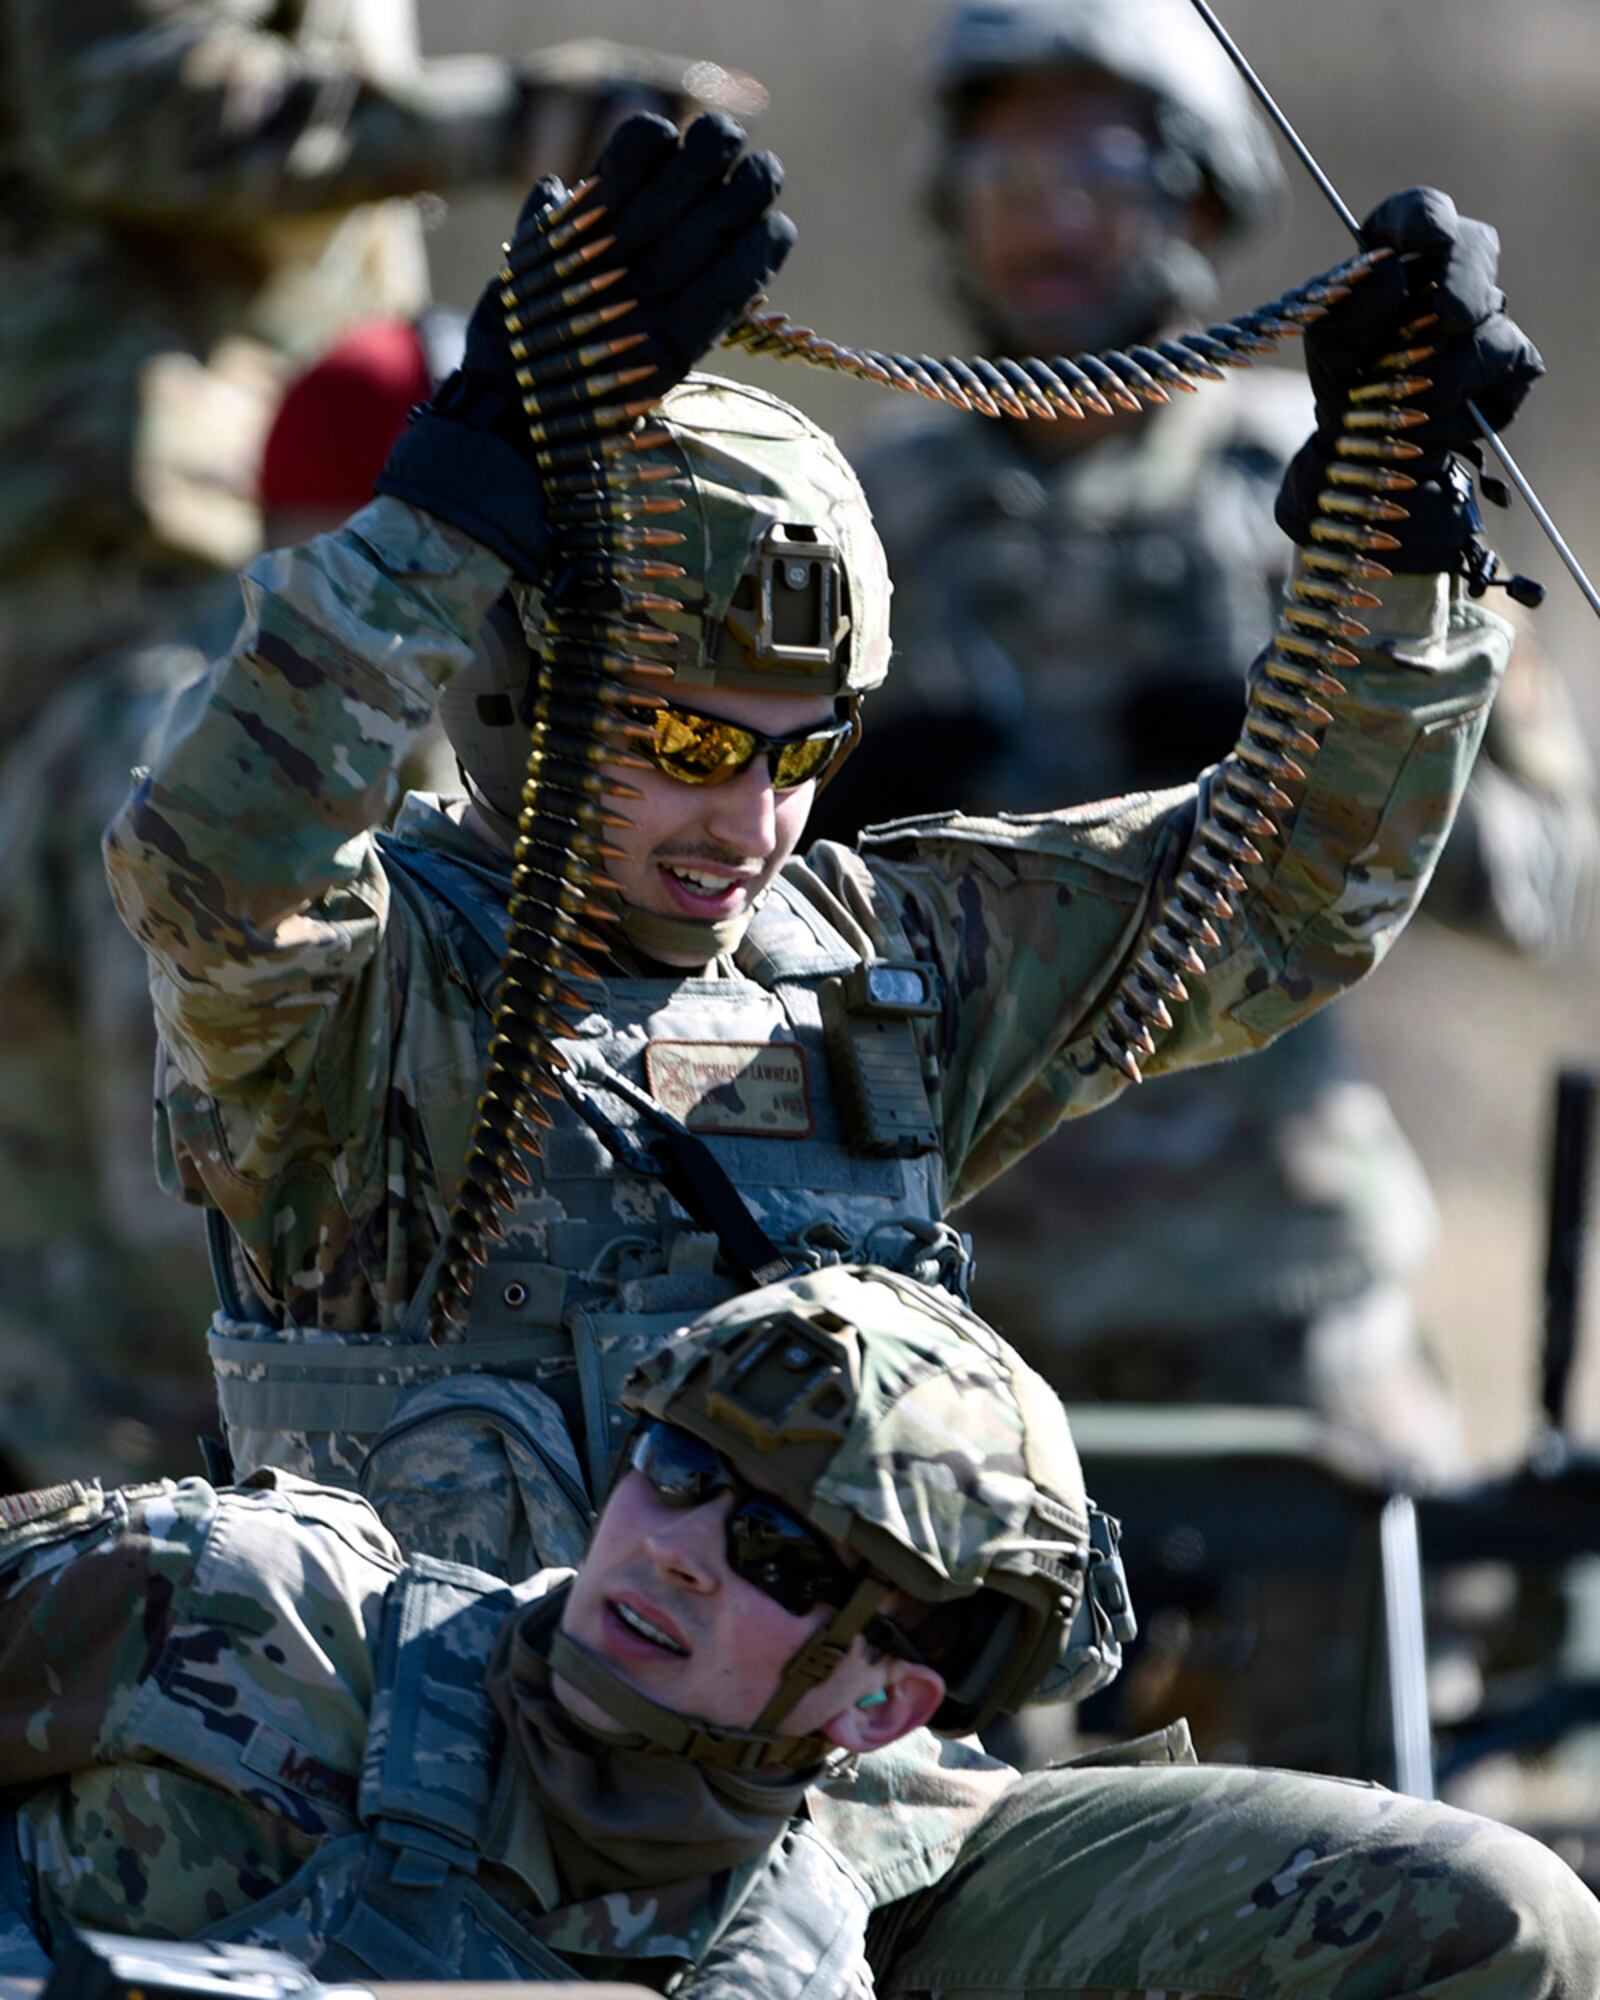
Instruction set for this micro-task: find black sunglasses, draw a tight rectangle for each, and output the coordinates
[626,1421,929,1664]
[628,1419,857,1618]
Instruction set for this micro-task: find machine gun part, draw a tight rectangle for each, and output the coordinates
[1092,321,1434,1082]
[1413,1060,1600,1807]
[1540,1064,1599,1437]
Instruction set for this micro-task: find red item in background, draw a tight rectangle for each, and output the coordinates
[259,320,433,512]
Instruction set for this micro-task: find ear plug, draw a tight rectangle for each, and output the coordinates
[856,1689,888,1710]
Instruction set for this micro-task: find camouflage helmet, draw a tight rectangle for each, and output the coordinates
[930,0,1286,244]
[440,374,892,826]
[619,1262,1103,1739]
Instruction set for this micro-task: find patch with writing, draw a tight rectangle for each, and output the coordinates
[0,1483,81,1528]
[242,1722,359,1818]
[0,1482,105,1552]
[645,1040,813,1138]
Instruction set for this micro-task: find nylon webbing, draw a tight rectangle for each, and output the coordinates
[547,1627,837,1773]
[559,1063,800,1290]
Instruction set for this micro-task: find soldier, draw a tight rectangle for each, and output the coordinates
[815,0,1598,1476]
[3,1263,1597,1996]
[101,110,1557,1992]
[0,582,238,1490]
[0,8,758,1485]
[0,0,767,746]
[103,108,1537,1509]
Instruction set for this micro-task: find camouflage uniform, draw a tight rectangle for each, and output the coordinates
[0,2,750,1484]
[101,460,1512,1506]
[811,0,1596,1472]
[1,1468,1596,1995]
[831,376,1596,1473]
[0,1475,874,1996]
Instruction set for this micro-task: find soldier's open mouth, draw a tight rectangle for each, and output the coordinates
[659,864,749,915]
[608,1599,690,1655]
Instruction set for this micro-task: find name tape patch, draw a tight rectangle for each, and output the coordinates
[645,1040,813,1138]
[242,1721,359,1818]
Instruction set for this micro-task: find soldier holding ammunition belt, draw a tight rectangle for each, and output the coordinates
[99,111,1598,1993]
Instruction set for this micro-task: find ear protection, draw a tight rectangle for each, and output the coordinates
[855,1689,888,1710]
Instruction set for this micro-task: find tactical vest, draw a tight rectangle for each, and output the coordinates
[0,1558,872,1997]
[208,834,964,1508]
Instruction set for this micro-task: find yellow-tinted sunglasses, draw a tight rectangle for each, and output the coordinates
[643,699,858,792]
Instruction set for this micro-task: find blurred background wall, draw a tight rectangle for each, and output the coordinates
[422,0,1600,1465]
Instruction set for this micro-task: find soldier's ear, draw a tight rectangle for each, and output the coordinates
[823,1661,945,1754]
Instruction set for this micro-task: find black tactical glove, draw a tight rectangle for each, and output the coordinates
[1276,187,1544,573]
[377,112,794,577]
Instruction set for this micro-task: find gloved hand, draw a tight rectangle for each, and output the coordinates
[1276,188,1544,572]
[377,112,794,577]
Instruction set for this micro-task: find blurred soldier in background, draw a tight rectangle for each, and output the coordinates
[819,0,1597,1479]
[0,5,762,1487]
[0,317,461,1488]
[0,2,765,744]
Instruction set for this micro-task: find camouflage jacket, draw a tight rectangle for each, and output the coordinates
[838,372,1595,949]
[806,378,1595,1350]
[105,494,1508,1337]
[0,1475,873,1997]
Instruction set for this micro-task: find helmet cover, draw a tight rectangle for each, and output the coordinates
[439,374,892,825]
[621,1262,1094,1731]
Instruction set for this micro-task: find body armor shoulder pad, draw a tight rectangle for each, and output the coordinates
[738,872,865,982]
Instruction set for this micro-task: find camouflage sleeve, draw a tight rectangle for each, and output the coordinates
[0,1474,399,1946]
[0,1479,238,1781]
[4,0,528,223]
[102,497,506,1122]
[1423,616,1597,956]
[801,566,1510,1205]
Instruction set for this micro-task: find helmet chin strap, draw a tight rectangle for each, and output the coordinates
[753,1574,893,1734]
[620,901,756,965]
[548,1573,891,1774]
[548,1627,839,1775]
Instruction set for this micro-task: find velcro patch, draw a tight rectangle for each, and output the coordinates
[0,1482,86,1528]
[0,1480,110,1568]
[646,1040,813,1138]
[243,1722,359,1818]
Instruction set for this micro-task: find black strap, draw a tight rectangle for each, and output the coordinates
[644,1125,798,1289]
[204,1207,249,1321]
[204,1208,284,1331]
[558,1065,798,1290]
